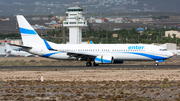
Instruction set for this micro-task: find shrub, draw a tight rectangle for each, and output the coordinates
[29,59,36,62]
[163,78,169,82]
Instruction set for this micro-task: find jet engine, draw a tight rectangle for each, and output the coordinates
[95,56,114,64]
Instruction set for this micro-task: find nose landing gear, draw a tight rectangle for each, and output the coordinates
[155,63,158,66]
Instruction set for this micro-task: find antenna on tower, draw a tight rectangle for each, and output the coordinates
[76,0,78,6]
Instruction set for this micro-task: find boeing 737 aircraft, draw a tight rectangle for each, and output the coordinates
[5,41,32,57]
[12,15,174,66]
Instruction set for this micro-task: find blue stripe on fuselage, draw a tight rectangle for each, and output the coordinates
[41,51,167,60]
[123,52,167,60]
[19,27,37,35]
[42,52,62,58]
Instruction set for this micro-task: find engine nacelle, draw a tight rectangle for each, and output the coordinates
[95,56,114,64]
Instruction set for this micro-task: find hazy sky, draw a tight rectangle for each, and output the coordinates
[0,0,180,16]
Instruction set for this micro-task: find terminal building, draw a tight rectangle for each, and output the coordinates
[63,6,87,44]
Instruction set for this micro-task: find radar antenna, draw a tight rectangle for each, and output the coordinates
[76,0,78,6]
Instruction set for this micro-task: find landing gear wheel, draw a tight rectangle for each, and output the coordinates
[93,62,99,66]
[155,63,158,66]
[86,62,92,66]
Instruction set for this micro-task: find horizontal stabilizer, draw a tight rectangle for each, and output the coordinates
[9,44,32,49]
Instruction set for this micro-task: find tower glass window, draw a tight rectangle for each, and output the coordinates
[69,22,76,24]
[68,9,83,12]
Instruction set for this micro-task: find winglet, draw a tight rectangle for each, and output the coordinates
[43,39,57,51]
[88,40,90,44]
[4,40,12,52]
[88,40,93,44]
[90,40,93,44]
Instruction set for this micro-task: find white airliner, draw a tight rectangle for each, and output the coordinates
[13,15,174,66]
[5,41,32,57]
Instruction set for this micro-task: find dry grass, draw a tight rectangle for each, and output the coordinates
[0,80,179,100]
[0,56,180,100]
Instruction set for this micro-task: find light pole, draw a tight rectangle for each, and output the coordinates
[106,31,108,43]
[41,26,43,37]
[92,29,93,38]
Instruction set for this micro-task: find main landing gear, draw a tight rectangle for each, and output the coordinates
[86,62,92,66]
[86,61,99,66]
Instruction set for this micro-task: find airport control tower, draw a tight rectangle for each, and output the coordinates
[63,6,87,44]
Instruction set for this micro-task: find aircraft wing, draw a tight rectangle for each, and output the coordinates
[66,51,97,60]
[24,54,33,57]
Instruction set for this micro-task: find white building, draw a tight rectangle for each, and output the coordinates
[115,18,123,23]
[63,6,87,44]
[45,21,58,25]
[42,17,49,20]
[154,43,179,55]
[165,30,180,38]
[95,19,103,23]
[32,24,46,29]
[106,17,115,23]
[32,17,40,20]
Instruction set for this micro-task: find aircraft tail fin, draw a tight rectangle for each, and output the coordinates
[88,40,93,44]
[4,41,12,52]
[88,40,90,44]
[90,40,93,44]
[16,15,44,47]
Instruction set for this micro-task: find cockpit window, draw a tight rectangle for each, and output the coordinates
[159,49,167,51]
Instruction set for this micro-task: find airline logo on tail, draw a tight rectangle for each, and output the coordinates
[20,28,37,35]
[4,49,7,53]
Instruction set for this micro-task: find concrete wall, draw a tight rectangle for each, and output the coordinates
[165,30,180,38]
[166,43,176,50]
[10,40,22,45]
[156,43,179,55]
[0,40,22,45]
